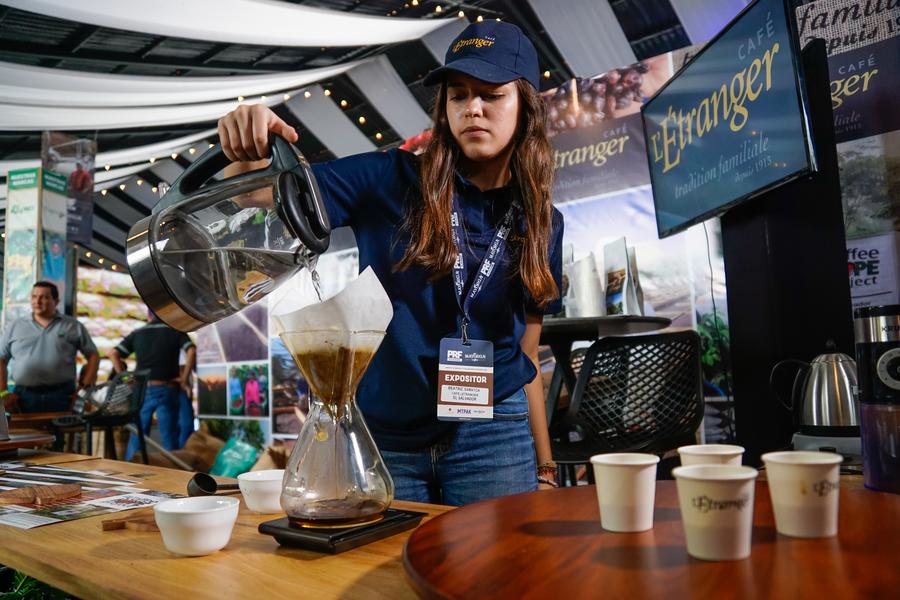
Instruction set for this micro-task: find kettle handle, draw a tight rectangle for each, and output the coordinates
[151,135,297,215]
[769,359,809,412]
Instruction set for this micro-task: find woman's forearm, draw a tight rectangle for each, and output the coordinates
[525,364,553,465]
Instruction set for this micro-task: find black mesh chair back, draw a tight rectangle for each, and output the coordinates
[52,370,151,462]
[551,330,704,483]
[545,347,588,426]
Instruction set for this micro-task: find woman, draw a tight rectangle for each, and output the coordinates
[218,20,563,505]
[244,372,261,414]
[228,367,243,415]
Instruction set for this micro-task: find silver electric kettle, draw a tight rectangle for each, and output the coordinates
[770,345,860,436]
[126,136,330,331]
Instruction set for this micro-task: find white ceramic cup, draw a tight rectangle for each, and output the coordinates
[154,496,240,556]
[590,453,660,532]
[678,444,745,466]
[672,464,758,561]
[761,451,842,538]
[238,469,285,514]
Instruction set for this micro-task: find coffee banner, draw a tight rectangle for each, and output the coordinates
[847,232,900,307]
[2,168,40,325]
[40,170,69,308]
[830,33,900,142]
[40,132,95,246]
[550,114,650,203]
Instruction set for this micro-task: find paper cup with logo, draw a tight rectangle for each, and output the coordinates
[590,453,660,532]
[678,444,745,466]
[761,451,842,538]
[672,464,758,560]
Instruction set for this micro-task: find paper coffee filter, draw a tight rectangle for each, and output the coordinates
[272,267,393,344]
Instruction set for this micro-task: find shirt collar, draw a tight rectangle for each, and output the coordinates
[453,170,514,198]
[33,311,61,322]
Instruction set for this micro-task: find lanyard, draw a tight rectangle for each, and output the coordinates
[450,196,515,344]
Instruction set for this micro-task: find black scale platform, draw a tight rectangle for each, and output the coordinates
[258,508,427,554]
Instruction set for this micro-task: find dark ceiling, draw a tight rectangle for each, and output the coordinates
[0,0,691,267]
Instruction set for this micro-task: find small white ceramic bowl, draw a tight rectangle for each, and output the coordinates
[154,496,239,556]
[238,469,285,514]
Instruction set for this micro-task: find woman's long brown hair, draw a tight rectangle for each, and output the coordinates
[395,79,558,307]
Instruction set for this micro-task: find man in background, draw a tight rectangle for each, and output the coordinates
[110,312,196,460]
[67,161,93,203]
[0,281,99,412]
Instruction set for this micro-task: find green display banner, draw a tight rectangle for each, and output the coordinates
[42,170,67,195]
[7,168,38,190]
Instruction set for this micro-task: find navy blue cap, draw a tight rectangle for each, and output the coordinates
[424,21,540,89]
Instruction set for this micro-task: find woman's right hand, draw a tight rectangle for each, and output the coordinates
[217,104,298,162]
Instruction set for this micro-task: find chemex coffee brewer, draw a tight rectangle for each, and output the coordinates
[854,304,900,494]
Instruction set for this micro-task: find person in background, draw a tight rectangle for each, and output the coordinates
[258,369,268,410]
[110,311,196,460]
[67,161,93,203]
[176,346,196,447]
[244,371,261,415]
[229,367,243,414]
[0,281,99,413]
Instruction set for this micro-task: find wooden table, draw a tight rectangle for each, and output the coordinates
[0,432,56,457]
[404,479,900,599]
[8,412,73,432]
[6,450,96,465]
[539,316,671,420]
[0,455,449,599]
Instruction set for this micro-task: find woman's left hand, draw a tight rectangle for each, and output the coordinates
[538,482,556,491]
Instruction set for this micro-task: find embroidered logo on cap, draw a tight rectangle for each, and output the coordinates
[453,36,495,53]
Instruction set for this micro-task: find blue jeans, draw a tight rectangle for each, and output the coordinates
[126,385,180,461]
[17,383,74,413]
[177,390,194,448]
[380,388,538,506]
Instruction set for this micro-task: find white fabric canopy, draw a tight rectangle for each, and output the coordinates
[5,0,450,47]
[0,128,217,175]
[0,60,359,107]
[0,95,284,131]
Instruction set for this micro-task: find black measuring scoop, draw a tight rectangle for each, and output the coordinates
[187,472,240,496]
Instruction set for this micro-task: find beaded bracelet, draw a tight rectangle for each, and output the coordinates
[537,462,557,476]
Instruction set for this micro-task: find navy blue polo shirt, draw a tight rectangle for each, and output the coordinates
[311,149,563,451]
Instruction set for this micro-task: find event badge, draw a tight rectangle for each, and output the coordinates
[437,338,494,421]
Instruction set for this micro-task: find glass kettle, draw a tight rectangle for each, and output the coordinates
[126,136,330,331]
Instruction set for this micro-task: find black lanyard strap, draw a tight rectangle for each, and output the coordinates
[450,196,515,344]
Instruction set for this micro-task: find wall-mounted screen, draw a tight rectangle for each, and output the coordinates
[641,0,816,238]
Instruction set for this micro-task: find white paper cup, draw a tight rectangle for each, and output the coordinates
[154,496,240,556]
[590,453,660,532]
[672,464,758,561]
[761,451,842,538]
[678,444,745,466]
[238,469,285,514]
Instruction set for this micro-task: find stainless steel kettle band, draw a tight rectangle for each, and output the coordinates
[855,315,900,343]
